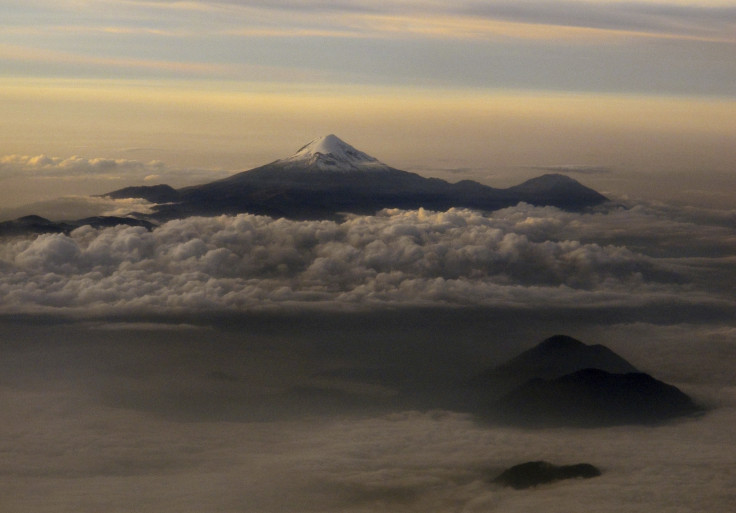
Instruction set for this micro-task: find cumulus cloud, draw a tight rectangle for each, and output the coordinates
[0,154,164,178]
[0,153,232,191]
[489,202,736,259]
[1,205,734,317]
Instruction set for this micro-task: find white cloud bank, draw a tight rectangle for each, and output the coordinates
[0,154,165,178]
[0,154,233,210]
[1,205,734,317]
[0,153,232,184]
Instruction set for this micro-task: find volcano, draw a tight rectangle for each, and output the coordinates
[106,134,608,221]
[470,335,703,427]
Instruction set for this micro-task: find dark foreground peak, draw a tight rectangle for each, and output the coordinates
[494,461,601,489]
[494,368,703,427]
[475,335,639,387]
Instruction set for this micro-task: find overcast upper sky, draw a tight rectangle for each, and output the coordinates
[1,0,735,208]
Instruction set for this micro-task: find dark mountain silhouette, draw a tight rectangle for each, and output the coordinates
[495,368,702,427]
[0,215,69,236]
[470,334,639,397]
[0,215,154,237]
[73,216,155,230]
[505,174,609,210]
[494,461,601,489]
[105,184,180,203]
[104,135,608,221]
[467,335,703,426]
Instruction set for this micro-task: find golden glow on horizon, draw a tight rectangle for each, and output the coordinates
[2,77,734,165]
[1,76,735,208]
[2,2,734,209]
[3,77,733,129]
[0,44,236,75]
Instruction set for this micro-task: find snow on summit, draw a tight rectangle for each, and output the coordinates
[277,134,390,172]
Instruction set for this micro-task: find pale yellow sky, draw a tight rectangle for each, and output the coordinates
[1,78,735,209]
[1,0,735,211]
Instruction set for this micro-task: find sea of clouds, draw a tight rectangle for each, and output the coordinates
[0,320,735,513]
[1,203,735,317]
[2,202,736,512]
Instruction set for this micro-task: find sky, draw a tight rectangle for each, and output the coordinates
[1,0,736,209]
[2,2,736,512]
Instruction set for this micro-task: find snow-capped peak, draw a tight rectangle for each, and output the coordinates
[277,134,389,172]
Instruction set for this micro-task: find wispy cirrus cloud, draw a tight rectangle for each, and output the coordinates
[3,1,734,96]
[11,1,736,43]
[109,0,736,42]
[460,1,736,42]
[530,165,613,175]
[0,43,245,76]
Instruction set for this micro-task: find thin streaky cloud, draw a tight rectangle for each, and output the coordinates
[0,25,180,37]
[11,1,735,43]
[108,1,736,42]
[460,1,736,40]
[0,43,336,82]
[530,165,613,175]
[0,44,234,74]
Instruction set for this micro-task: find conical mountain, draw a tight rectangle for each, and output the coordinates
[487,334,638,381]
[275,134,390,172]
[470,335,703,427]
[506,174,608,210]
[470,335,639,397]
[103,135,609,221]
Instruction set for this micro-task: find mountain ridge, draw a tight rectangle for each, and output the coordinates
[109,135,609,221]
[1,135,611,235]
[0,214,154,237]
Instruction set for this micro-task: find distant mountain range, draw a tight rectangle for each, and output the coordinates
[1,135,609,236]
[108,134,608,221]
[0,214,154,237]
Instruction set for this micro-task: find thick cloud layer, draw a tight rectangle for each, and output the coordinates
[1,204,734,317]
[0,320,734,513]
[2,196,735,511]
